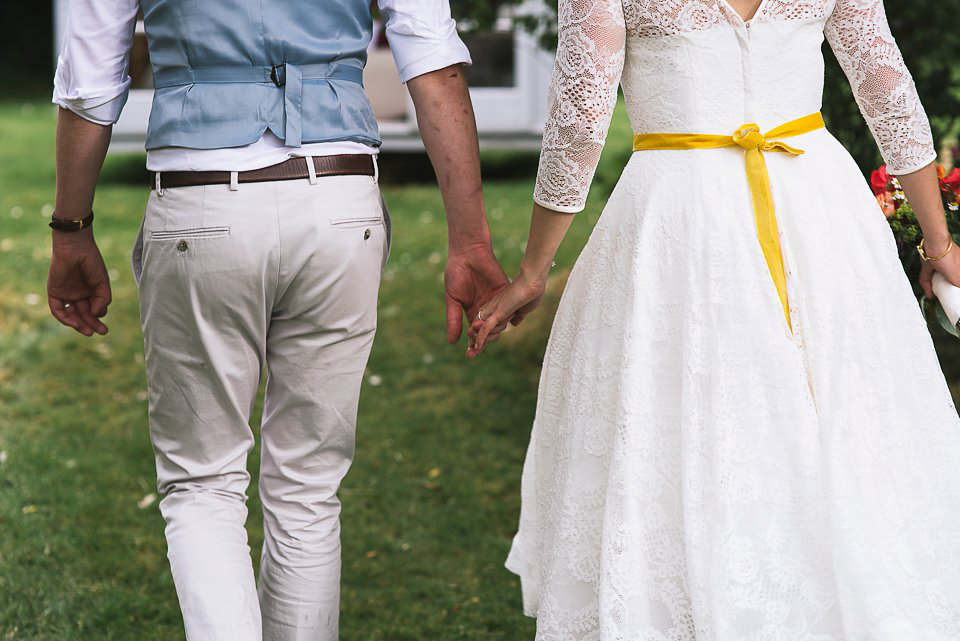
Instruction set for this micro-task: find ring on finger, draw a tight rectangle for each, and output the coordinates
[477,309,485,322]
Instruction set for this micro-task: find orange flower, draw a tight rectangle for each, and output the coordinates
[876,192,896,218]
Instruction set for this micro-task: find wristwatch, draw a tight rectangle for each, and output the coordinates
[49,211,94,232]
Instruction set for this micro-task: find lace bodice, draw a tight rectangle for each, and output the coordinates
[533,0,937,213]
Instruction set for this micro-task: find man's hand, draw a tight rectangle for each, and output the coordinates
[49,108,114,336]
[47,229,111,336]
[445,243,510,351]
[406,66,509,355]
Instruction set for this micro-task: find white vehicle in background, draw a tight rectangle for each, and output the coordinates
[52,1,554,153]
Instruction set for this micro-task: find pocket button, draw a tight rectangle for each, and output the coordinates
[176,239,188,252]
[364,229,371,240]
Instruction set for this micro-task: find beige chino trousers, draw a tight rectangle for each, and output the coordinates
[131,172,389,641]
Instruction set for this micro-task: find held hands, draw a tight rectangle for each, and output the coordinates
[444,242,512,356]
[464,204,572,356]
[47,229,112,336]
[467,269,548,356]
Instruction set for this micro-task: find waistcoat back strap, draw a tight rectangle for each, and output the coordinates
[153,62,364,147]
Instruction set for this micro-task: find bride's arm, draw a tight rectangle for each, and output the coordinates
[825,0,936,176]
[467,0,626,354]
[469,204,575,351]
[533,0,627,213]
[825,0,958,293]
[900,165,960,296]
[517,204,578,289]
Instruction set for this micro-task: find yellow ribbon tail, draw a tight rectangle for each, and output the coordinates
[744,147,791,329]
[631,111,826,332]
[764,141,805,155]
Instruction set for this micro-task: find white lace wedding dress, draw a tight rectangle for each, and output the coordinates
[505,1,960,639]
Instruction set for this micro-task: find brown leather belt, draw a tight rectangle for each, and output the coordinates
[154,154,375,190]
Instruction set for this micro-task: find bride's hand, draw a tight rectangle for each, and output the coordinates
[467,272,547,356]
[919,238,960,299]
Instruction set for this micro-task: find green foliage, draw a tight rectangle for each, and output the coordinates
[452,0,960,175]
[0,4,54,95]
[889,201,921,243]
[450,0,514,31]
[449,0,559,46]
[888,201,925,288]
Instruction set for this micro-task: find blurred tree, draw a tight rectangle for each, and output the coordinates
[452,0,960,174]
[450,0,512,31]
[0,3,53,95]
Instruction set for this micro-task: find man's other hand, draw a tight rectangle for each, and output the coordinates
[47,229,112,336]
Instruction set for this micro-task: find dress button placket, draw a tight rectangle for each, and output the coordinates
[783,251,818,413]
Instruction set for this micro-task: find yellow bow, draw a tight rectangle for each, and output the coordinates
[633,112,826,330]
[732,123,805,155]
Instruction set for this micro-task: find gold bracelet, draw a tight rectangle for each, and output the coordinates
[918,236,955,261]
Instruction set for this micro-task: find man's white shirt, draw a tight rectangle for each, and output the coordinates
[53,0,472,171]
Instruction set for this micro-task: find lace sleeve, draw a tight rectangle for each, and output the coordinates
[825,0,937,175]
[533,0,626,213]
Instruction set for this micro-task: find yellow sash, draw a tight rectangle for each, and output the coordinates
[632,112,825,330]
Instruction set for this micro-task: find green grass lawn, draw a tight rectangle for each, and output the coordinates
[0,100,624,640]
[1,99,958,641]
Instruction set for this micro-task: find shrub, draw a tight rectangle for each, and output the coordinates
[450,0,960,174]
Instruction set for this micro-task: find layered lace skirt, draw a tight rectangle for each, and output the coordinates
[506,130,960,640]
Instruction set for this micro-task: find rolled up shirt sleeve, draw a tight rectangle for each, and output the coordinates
[52,0,139,125]
[378,0,473,82]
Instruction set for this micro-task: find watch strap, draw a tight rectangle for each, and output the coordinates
[49,212,94,232]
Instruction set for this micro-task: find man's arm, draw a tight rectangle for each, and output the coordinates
[377,0,509,351]
[47,108,113,336]
[406,65,510,351]
[47,0,137,336]
[407,65,490,250]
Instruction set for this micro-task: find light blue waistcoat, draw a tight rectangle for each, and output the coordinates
[141,0,380,150]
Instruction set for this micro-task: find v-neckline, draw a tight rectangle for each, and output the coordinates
[719,0,768,26]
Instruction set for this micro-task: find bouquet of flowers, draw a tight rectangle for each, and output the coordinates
[873,159,960,335]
